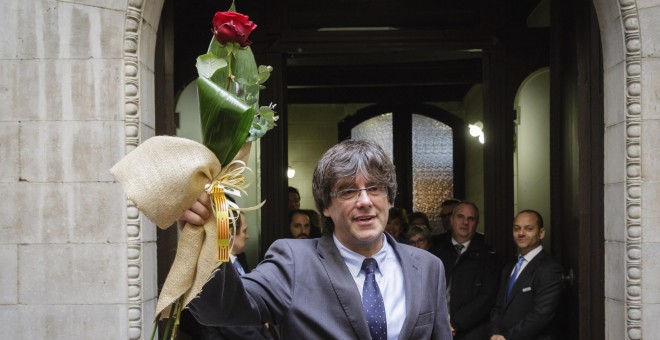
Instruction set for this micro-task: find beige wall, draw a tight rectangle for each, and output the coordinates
[287,104,367,212]
[462,85,486,232]
[513,69,551,248]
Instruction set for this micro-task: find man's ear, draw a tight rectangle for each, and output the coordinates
[323,208,331,217]
[539,227,546,239]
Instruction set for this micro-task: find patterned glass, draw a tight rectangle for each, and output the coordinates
[412,114,453,232]
[351,113,394,161]
[350,112,453,233]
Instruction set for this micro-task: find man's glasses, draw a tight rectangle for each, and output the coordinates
[329,185,387,202]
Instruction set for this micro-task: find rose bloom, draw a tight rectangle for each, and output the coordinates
[212,11,257,47]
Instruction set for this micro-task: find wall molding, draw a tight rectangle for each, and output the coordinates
[620,0,643,339]
[123,0,145,338]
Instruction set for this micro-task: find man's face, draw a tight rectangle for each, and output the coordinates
[450,203,478,243]
[288,192,301,211]
[231,214,249,255]
[289,212,311,239]
[385,217,402,238]
[513,212,545,255]
[323,175,391,256]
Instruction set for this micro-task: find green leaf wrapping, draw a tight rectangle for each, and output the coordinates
[197,76,254,165]
[196,53,227,79]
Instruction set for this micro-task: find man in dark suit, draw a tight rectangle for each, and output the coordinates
[181,139,452,339]
[430,201,499,339]
[489,210,565,340]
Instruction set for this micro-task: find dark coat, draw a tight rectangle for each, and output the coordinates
[489,250,565,340]
[431,233,499,340]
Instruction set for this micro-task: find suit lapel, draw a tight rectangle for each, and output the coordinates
[317,234,371,339]
[505,251,546,306]
[389,235,422,340]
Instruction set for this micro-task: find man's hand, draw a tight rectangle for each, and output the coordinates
[450,325,456,337]
[490,335,506,340]
[178,192,212,227]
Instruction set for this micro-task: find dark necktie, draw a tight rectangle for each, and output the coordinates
[505,256,525,300]
[454,244,465,265]
[362,258,387,340]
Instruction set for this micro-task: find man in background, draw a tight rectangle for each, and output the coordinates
[288,186,301,211]
[432,201,499,339]
[489,210,565,340]
[288,209,311,239]
[437,198,460,235]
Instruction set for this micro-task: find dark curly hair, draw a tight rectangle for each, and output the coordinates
[312,139,397,234]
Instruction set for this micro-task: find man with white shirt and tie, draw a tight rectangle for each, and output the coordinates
[182,139,452,339]
[489,210,565,340]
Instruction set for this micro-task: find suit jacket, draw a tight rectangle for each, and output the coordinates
[188,233,452,339]
[431,233,499,340]
[179,258,274,340]
[489,250,565,340]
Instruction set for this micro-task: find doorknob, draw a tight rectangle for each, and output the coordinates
[562,268,574,286]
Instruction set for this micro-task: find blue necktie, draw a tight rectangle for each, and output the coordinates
[362,258,387,340]
[506,256,525,300]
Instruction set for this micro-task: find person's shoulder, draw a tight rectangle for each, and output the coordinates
[538,250,564,270]
[397,243,443,264]
[469,233,497,255]
[268,238,320,253]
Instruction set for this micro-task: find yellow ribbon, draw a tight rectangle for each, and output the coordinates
[205,160,265,262]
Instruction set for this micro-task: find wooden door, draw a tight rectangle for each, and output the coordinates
[550,0,604,338]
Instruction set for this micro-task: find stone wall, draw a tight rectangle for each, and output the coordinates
[0,0,162,338]
[595,0,660,338]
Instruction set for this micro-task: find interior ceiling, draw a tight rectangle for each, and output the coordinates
[283,0,487,104]
[174,0,545,105]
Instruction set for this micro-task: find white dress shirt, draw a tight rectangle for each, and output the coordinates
[334,233,407,340]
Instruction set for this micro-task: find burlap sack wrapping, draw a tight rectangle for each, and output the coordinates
[110,135,250,319]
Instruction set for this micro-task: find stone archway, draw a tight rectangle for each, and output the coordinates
[592,0,652,339]
[121,0,165,338]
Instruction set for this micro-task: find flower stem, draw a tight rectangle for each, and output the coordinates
[149,314,160,340]
[225,43,234,90]
[161,302,177,340]
[170,296,185,340]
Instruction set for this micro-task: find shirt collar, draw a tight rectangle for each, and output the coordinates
[521,245,543,262]
[333,233,389,278]
[451,237,472,250]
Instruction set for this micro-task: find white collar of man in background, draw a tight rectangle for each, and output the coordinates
[229,253,246,276]
[516,245,543,276]
[451,238,472,254]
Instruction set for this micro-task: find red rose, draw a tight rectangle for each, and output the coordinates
[212,11,257,47]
